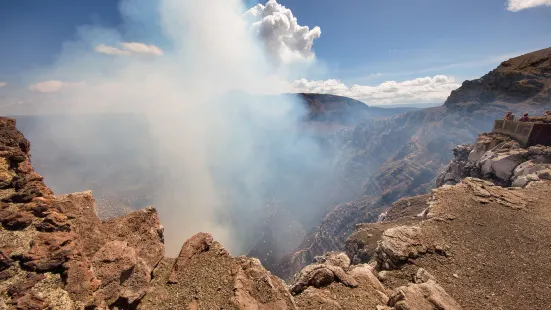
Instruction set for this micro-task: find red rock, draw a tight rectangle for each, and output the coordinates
[101,206,165,270]
[9,292,48,310]
[21,232,79,271]
[35,211,71,232]
[62,259,101,304]
[7,273,45,299]
[168,232,213,284]
[0,248,14,271]
[2,211,33,230]
[92,240,151,306]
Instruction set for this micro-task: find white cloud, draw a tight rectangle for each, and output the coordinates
[95,42,163,56]
[95,44,130,56]
[120,42,164,56]
[290,75,462,105]
[507,0,551,11]
[0,82,6,87]
[28,80,86,93]
[244,0,321,64]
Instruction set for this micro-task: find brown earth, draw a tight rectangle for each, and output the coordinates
[346,177,551,310]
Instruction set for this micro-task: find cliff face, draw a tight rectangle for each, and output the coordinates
[0,118,165,309]
[445,47,551,111]
[274,47,551,281]
[436,132,551,188]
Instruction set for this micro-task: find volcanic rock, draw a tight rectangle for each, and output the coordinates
[388,280,462,310]
[21,232,79,271]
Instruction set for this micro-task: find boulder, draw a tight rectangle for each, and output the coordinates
[480,150,528,181]
[513,161,550,177]
[375,226,426,270]
[388,280,462,310]
[290,254,359,295]
[313,252,351,269]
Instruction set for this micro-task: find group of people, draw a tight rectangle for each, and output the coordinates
[504,111,530,122]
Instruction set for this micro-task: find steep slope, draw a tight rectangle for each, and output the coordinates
[274,47,551,281]
[446,47,551,111]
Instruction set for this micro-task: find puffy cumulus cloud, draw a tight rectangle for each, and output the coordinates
[507,0,551,11]
[28,80,86,93]
[95,42,163,56]
[0,82,7,87]
[291,75,462,105]
[244,0,321,64]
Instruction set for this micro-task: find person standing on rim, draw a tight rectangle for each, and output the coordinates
[504,111,515,120]
[519,113,530,122]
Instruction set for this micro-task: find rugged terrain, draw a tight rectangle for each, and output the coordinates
[3,47,551,309]
[3,115,551,309]
[0,116,462,309]
[273,47,551,280]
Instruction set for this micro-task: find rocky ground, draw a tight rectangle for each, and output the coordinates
[346,177,551,310]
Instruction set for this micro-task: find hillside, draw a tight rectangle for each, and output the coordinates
[445,47,551,111]
[273,47,551,280]
[298,93,417,124]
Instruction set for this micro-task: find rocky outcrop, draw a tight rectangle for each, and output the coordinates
[344,176,551,309]
[437,132,551,188]
[387,280,462,310]
[445,47,551,111]
[0,118,164,309]
[139,232,297,310]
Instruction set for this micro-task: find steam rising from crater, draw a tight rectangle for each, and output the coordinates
[22,0,331,256]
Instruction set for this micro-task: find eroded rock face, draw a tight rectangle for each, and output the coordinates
[21,232,79,272]
[436,144,475,186]
[445,47,551,110]
[92,240,151,306]
[0,117,165,309]
[388,280,462,310]
[437,132,551,189]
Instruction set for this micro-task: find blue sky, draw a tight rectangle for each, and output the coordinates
[1,0,550,107]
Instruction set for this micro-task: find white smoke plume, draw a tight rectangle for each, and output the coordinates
[16,0,328,256]
[244,0,321,64]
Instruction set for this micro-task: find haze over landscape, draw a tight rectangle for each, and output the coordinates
[1,1,551,309]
